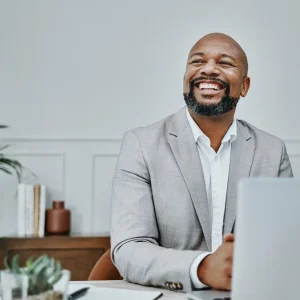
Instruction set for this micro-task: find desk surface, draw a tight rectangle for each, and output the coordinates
[72,280,228,300]
[72,280,187,299]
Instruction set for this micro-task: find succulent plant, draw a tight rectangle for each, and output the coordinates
[5,254,63,296]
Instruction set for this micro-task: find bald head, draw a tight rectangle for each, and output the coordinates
[189,33,248,76]
[183,32,251,116]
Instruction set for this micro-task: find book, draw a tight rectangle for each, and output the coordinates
[33,184,41,237]
[25,185,34,236]
[17,183,47,237]
[38,185,46,237]
[17,184,26,237]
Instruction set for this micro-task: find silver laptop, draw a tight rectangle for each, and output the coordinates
[188,178,300,300]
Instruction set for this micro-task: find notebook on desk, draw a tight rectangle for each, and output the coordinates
[68,284,162,300]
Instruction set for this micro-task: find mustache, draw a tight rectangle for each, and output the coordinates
[190,76,229,89]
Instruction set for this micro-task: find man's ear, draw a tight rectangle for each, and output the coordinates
[241,76,250,97]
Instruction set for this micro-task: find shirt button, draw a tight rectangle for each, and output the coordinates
[176,283,183,290]
[214,156,218,161]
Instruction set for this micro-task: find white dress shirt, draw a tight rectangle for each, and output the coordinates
[186,108,237,289]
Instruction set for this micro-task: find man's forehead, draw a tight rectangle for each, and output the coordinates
[189,38,242,59]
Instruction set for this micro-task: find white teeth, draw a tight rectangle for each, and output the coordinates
[199,83,221,90]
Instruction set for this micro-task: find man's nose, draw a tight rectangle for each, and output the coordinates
[200,60,220,77]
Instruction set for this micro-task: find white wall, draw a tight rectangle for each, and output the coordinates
[0,0,299,236]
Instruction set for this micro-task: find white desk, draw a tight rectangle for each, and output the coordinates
[71,280,188,300]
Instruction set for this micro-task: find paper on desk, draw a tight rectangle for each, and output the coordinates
[68,284,95,294]
[68,283,162,300]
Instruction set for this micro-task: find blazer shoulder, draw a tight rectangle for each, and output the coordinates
[125,113,175,142]
[237,119,285,147]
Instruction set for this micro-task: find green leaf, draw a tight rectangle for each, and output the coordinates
[26,256,34,269]
[4,256,10,270]
[0,145,10,151]
[0,166,12,175]
[0,157,22,168]
[0,154,23,182]
[12,255,21,274]
[43,258,56,278]
[30,255,49,271]
[48,261,62,285]
[33,257,50,276]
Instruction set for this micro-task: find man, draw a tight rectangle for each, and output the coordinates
[110,33,293,292]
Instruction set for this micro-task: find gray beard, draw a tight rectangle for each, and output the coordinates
[183,83,239,117]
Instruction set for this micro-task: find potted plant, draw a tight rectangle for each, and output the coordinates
[1,254,70,300]
[0,125,22,181]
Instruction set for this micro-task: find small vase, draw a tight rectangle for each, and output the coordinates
[46,201,71,235]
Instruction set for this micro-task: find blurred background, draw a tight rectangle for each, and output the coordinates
[0,0,299,236]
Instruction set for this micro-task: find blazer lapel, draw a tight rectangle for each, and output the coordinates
[223,121,255,234]
[167,108,211,250]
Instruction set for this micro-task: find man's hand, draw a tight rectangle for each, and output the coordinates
[197,234,234,290]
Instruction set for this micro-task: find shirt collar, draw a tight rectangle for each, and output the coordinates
[185,107,237,144]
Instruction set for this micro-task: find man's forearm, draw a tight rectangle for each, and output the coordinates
[112,238,204,292]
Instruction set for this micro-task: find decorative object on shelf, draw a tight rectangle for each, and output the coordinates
[46,201,71,235]
[1,254,70,300]
[0,124,23,181]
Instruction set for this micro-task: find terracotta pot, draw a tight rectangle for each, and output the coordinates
[46,201,71,235]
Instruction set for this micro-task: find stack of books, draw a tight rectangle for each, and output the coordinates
[17,184,47,237]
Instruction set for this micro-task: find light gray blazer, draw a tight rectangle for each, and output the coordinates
[110,107,293,292]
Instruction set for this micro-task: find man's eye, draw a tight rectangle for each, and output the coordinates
[190,59,205,64]
[219,61,233,66]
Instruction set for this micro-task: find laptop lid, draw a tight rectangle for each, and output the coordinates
[232,178,300,300]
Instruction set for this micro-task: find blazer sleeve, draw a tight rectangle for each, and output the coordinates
[278,140,293,177]
[110,130,202,292]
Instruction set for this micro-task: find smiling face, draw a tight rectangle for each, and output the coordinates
[183,33,250,117]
